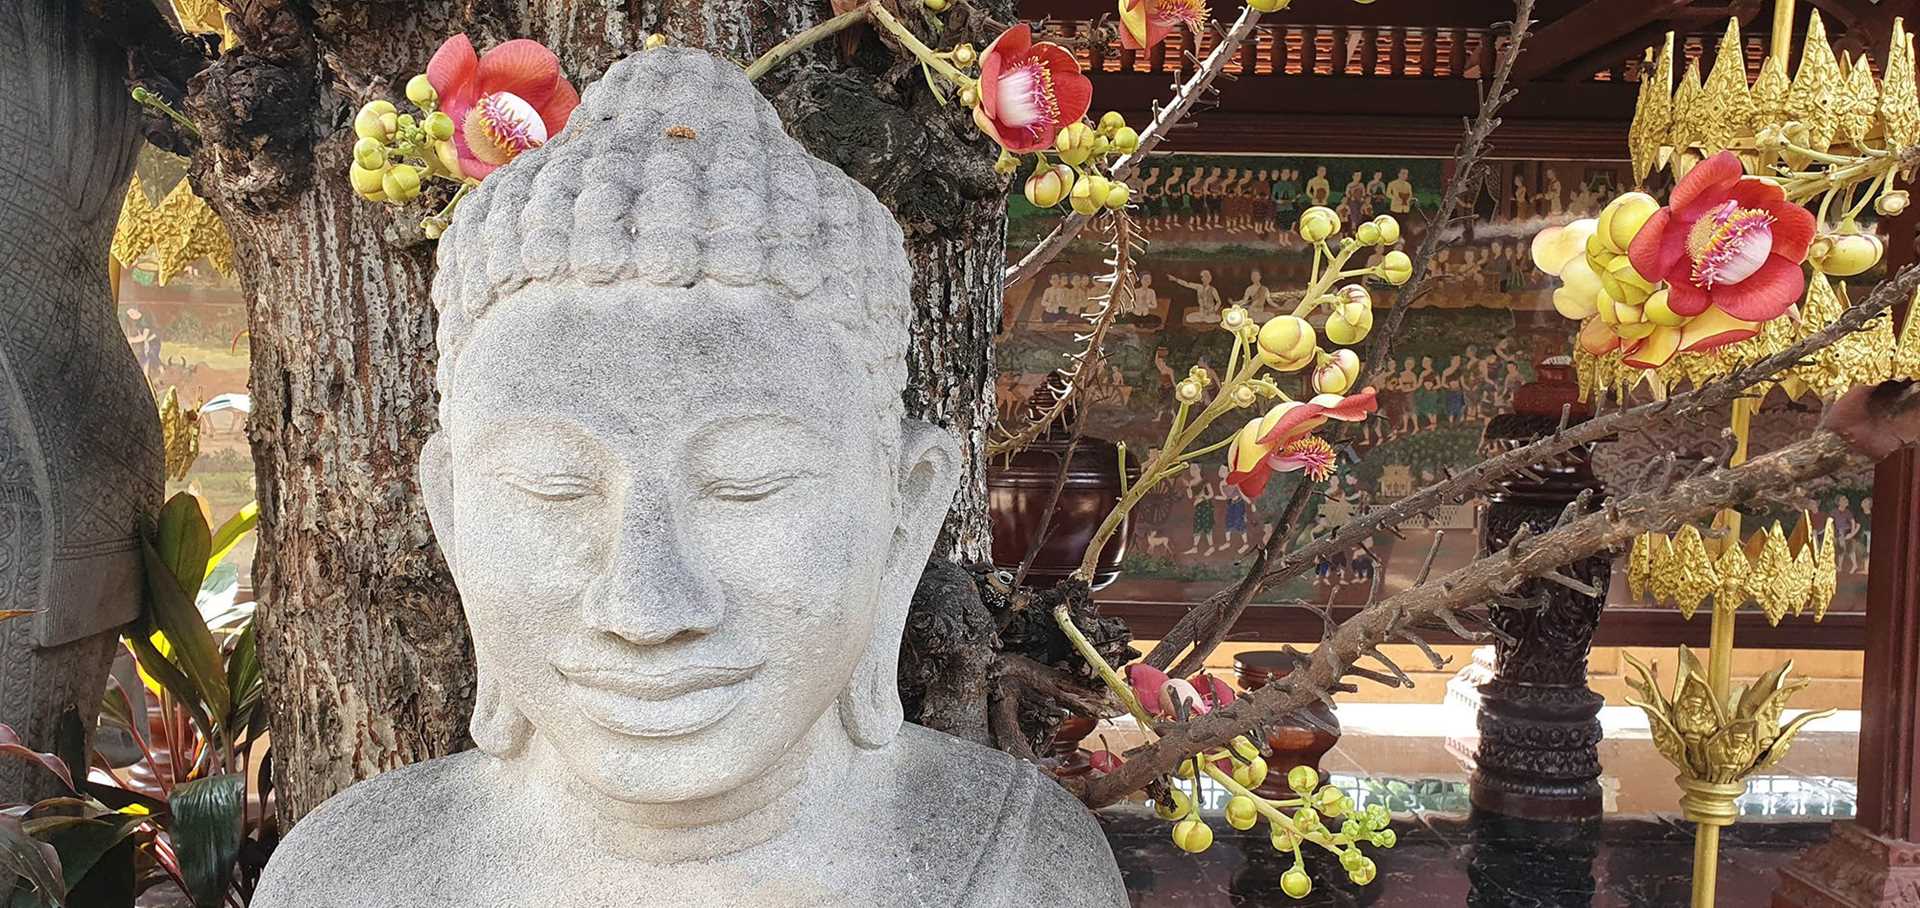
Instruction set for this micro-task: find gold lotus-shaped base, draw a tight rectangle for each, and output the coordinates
[1625,647,1835,788]
[1627,513,1838,624]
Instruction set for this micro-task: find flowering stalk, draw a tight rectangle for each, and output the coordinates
[744,6,876,80]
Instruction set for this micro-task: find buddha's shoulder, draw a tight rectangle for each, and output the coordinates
[886,724,1128,908]
[252,751,498,908]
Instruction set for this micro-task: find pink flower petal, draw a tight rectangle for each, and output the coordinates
[536,77,580,136]
[428,34,481,118]
[1672,151,1744,216]
[1711,255,1805,321]
[477,39,562,107]
[1666,278,1713,317]
[1627,207,1678,281]
[1188,672,1236,708]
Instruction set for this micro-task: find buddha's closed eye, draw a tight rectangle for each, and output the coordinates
[702,472,814,502]
[498,468,602,502]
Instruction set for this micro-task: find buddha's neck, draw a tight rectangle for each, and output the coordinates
[515,713,859,864]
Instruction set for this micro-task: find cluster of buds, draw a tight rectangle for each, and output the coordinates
[1157,752,1394,898]
[348,78,460,207]
[1017,111,1142,214]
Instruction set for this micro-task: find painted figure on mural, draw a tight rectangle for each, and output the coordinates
[1273,168,1300,232]
[1388,167,1415,214]
[1174,270,1224,324]
[1307,165,1331,207]
[1234,269,1273,319]
[1184,462,1219,556]
[1342,171,1369,224]
[1137,167,1161,224]
[1511,174,1534,221]
[1540,168,1564,217]
[1219,464,1255,553]
[1159,165,1186,233]
[1252,169,1275,235]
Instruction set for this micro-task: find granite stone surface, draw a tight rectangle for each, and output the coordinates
[252,46,1126,908]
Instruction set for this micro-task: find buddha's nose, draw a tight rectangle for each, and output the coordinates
[581,481,724,646]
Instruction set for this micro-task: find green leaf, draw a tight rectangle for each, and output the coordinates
[206,502,257,572]
[154,493,213,599]
[0,816,64,907]
[223,623,261,736]
[168,775,243,908]
[139,536,230,725]
[122,628,213,747]
[22,813,144,894]
[59,835,132,908]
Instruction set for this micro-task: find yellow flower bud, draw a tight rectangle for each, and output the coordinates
[1353,221,1380,246]
[353,137,387,170]
[1813,232,1884,277]
[354,101,397,141]
[1225,796,1260,831]
[1596,191,1660,254]
[421,217,448,239]
[1271,826,1300,852]
[1232,755,1269,789]
[1349,857,1378,886]
[1055,121,1098,166]
[1099,111,1126,135]
[1287,764,1318,793]
[1175,379,1204,403]
[1377,250,1414,286]
[1879,190,1910,217]
[1104,182,1131,210]
[1220,306,1250,332]
[1111,126,1140,154]
[1229,384,1258,407]
[1070,173,1108,215]
[1024,163,1072,208]
[1372,214,1401,245]
[406,74,437,108]
[1171,818,1214,853]
[1248,0,1291,11]
[644,33,669,49]
[1153,787,1193,821]
[1230,736,1261,761]
[1281,868,1312,898]
[959,85,979,108]
[349,162,387,200]
[381,163,422,202]
[426,110,456,141]
[994,150,1020,176]
[952,43,977,67]
[1313,348,1360,394]
[1257,315,1317,371]
[1641,288,1686,327]
[923,0,950,11]
[1299,206,1340,243]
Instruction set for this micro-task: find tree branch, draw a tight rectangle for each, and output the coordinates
[1083,385,1918,806]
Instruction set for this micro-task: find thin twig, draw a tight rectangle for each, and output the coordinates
[1002,6,1271,287]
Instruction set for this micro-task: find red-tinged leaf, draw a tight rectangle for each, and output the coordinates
[0,814,65,905]
[0,727,74,792]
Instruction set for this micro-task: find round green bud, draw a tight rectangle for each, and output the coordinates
[1286,764,1318,794]
[381,163,421,202]
[1270,825,1300,852]
[406,74,437,108]
[1377,250,1414,286]
[1293,808,1322,832]
[353,137,387,170]
[923,0,950,11]
[1232,755,1268,790]
[1153,787,1193,821]
[1314,786,1348,817]
[1372,214,1402,244]
[1354,221,1381,246]
[1171,818,1214,854]
[1339,847,1366,871]
[1103,182,1131,210]
[426,111,456,141]
[1281,867,1313,898]
[1366,804,1391,828]
[348,162,387,200]
[1298,205,1340,243]
[1225,796,1260,831]
[953,43,977,67]
[1372,828,1397,848]
[1349,857,1377,885]
[1230,736,1262,762]
[1099,110,1126,135]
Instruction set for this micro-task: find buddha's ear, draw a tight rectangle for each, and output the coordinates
[421,432,456,578]
[839,420,958,749]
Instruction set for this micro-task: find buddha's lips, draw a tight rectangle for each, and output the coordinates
[555,662,762,700]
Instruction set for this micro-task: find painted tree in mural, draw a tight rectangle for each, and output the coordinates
[94,0,1013,823]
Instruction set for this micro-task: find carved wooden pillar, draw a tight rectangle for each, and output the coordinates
[1469,361,1609,820]
[1773,207,1920,908]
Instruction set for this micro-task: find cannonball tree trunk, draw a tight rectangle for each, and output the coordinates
[144,0,1005,824]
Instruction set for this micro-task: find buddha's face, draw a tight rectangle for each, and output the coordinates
[424,285,952,804]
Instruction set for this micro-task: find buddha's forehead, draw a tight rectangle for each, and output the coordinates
[445,284,881,447]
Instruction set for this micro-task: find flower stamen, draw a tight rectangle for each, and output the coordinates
[1686,200,1775,288]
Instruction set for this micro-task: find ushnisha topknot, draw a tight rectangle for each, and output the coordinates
[431,46,912,413]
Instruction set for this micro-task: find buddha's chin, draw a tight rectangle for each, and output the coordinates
[567,726,778,806]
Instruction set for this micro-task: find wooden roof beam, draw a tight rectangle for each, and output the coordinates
[1516,0,1698,81]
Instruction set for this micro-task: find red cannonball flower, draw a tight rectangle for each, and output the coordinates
[1224,388,1378,498]
[1119,0,1208,51]
[1627,151,1815,322]
[972,25,1093,154]
[427,35,581,180]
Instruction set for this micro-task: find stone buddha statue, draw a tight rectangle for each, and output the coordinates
[253,48,1125,907]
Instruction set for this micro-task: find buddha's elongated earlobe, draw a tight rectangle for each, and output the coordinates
[839,420,960,749]
[470,657,533,757]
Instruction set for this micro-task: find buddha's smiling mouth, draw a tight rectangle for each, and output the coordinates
[555,663,761,738]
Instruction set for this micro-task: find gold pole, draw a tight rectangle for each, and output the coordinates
[1771,0,1795,63]
[1692,828,1720,906]
[1690,396,1755,907]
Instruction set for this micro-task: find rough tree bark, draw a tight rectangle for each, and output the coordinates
[103,0,1009,824]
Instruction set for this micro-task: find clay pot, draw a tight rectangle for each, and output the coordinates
[987,383,1139,590]
[1235,650,1341,798]
[1049,714,1099,778]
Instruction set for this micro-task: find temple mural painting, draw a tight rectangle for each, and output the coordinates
[1000,153,1873,614]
